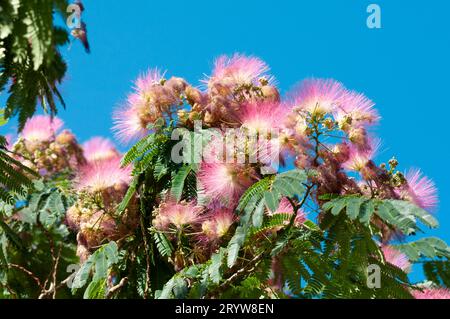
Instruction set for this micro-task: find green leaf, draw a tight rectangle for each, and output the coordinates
[359,200,375,225]
[387,200,439,229]
[153,232,174,257]
[264,191,279,213]
[395,237,450,262]
[227,226,248,268]
[209,249,225,284]
[423,260,450,288]
[171,165,193,202]
[0,220,24,251]
[252,199,266,228]
[117,177,138,214]
[83,279,107,299]
[347,197,365,220]
[158,276,188,299]
[121,134,156,166]
[71,242,119,292]
[331,198,347,216]
[71,259,94,290]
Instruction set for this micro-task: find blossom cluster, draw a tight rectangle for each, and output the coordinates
[9,117,138,262]
[111,54,445,297]
[7,53,446,298]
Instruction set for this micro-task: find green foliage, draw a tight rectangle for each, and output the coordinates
[152,232,173,258]
[0,0,70,130]
[170,164,197,202]
[0,137,38,204]
[318,212,413,299]
[423,260,450,288]
[395,238,450,262]
[227,169,307,268]
[71,242,120,299]
[321,195,439,235]
[0,179,78,298]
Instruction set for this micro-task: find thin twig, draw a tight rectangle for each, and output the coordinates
[52,246,62,299]
[8,264,42,288]
[106,277,128,299]
[139,184,152,299]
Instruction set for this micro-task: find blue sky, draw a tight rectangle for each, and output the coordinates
[2,0,449,282]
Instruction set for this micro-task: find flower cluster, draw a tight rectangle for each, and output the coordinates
[12,116,85,175]
[9,117,139,262]
[111,53,441,298]
[9,54,442,299]
[67,155,138,262]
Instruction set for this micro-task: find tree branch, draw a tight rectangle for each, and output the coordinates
[106,277,128,299]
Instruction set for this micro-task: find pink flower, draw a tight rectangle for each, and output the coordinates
[287,79,347,115]
[238,101,287,132]
[412,288,450,299]
[113,69,165,143]
[334,91,380,127]
[342,138,380,172]
[112,100,149,143]
[153,200,203,231]
[396,169,438,211]
[381,245,411,272]
[76,157,132,192]
[21,115,64,143]
[206,54,273,87]
[201,208,236,241]
[198,162,255,204]
[134,69,165,92]
[269,198,307,226]
[83,137,120,163]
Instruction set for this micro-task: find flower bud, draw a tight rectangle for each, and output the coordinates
[333,143,350,163]
[261,85,280,102]
[349,127,367,147]
[165,76,187,93]
[185,86,204,105]
[56,130,76,144]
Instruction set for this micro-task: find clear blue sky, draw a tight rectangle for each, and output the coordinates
[2,0,449,282]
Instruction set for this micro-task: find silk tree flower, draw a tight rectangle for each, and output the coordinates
[21,115,64,143]
[268,198,307,227]
[153,200,203,231]
[412,288,450,299]
[348,126,371,150]
[21,115,64,153]
[334,91,380,130]
[135,68,166,92]
[76,157,132,192]
[253,136,286,174]
[200,208,236,242]
[13,119,85,175]
[395,169,438,211]
[238,101,287,132]
[76,207,138,255]
[113,100,149,143]
[287,79,347,116]
[342,138,380,172]
[113,69,166,143]
[69,157,138,259]
[198,162,256,204]
[52,130,86,170]
[381,245,411,273]
[205,54,273,88]
[82,137,121,163]
[79,210,119,248]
